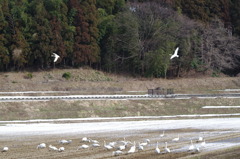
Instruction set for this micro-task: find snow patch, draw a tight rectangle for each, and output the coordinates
[202,106,240,108]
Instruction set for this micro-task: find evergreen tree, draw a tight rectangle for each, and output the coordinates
[0,3,10,70]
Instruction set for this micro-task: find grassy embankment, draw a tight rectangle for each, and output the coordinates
[0,68,240,121]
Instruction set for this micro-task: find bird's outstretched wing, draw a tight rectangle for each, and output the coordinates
[173,47,179,56]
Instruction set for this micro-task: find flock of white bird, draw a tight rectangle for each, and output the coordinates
[1,130,206,157]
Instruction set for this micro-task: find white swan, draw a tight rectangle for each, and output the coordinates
[188,140,195,151]
[58,147,65,152]
[119,137,130,145]
[78,144,89,149]
[128,141,136,154]
[49,145,58,151]
[37,143,46,149]
[104,141,113,150]
[117,143,126,151]
[140,139,150,146]
[108,141,116,148]
[59,139,72,144]
[113,150,123,156]
[172,134,180,142]
[201,139,206,147]
[138,142,144,151]
[144,139,150,143]
[164,142,171,153]
[82,137,90,142]
[2,147,8,152]
[170,47,179,60]
[90,139,99,144]
[92,143,100,147]
[139,142,148,146]
[160,130,165,137]
[197,136,203,142]
[52,53,60,62]
[155,142,160,154]
[193,146,200,153]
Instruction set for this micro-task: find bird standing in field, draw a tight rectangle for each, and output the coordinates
[49,145,58,151]
[164,142,171,153]
[52,53,60,62]
[188,140,195,151]
[197,135,203,142]
[59,139,72,144]
[78,144,89,149]
[160,130,165,138]
[170,47,179,60]
[201,139,206,147]
[128,141,136,154]
[82,137,90,142]
[37,143,46,149]
[138,142,144,151]
[104,141,113,150]
[2,147,8,152]
[58,147,65,152]
[155,142,160,154]
[172,134,180,142]
[113,150,123,156]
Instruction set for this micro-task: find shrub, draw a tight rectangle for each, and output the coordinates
[24,73,33,79]
[62,72,71,80]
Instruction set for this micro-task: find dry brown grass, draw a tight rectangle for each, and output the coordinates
[0,97,240,121]
[1,68,240,120]
[0,68,240,94]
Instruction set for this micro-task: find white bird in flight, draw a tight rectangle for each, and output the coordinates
[170,47,179,60]
[52,53,60,62]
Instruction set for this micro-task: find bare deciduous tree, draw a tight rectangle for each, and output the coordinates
[200,18,240,74]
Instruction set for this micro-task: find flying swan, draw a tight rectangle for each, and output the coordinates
[170,47,179,60]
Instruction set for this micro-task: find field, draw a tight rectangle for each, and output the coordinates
[0,68,240,159]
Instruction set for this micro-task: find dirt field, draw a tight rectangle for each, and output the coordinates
[1,118,240,159]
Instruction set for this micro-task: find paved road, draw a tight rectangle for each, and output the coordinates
[1,93,240,102]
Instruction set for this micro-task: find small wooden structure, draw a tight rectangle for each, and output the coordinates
[148,87,174,95]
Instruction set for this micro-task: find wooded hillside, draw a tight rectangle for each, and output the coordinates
[0,0,240,77]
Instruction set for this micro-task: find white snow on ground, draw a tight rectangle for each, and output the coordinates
[202,106,240,108]
[219,89,240,92]
[197,97,217,99]
[0,117,240,137]
[178,142,240,153]
[1,114,240,123]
